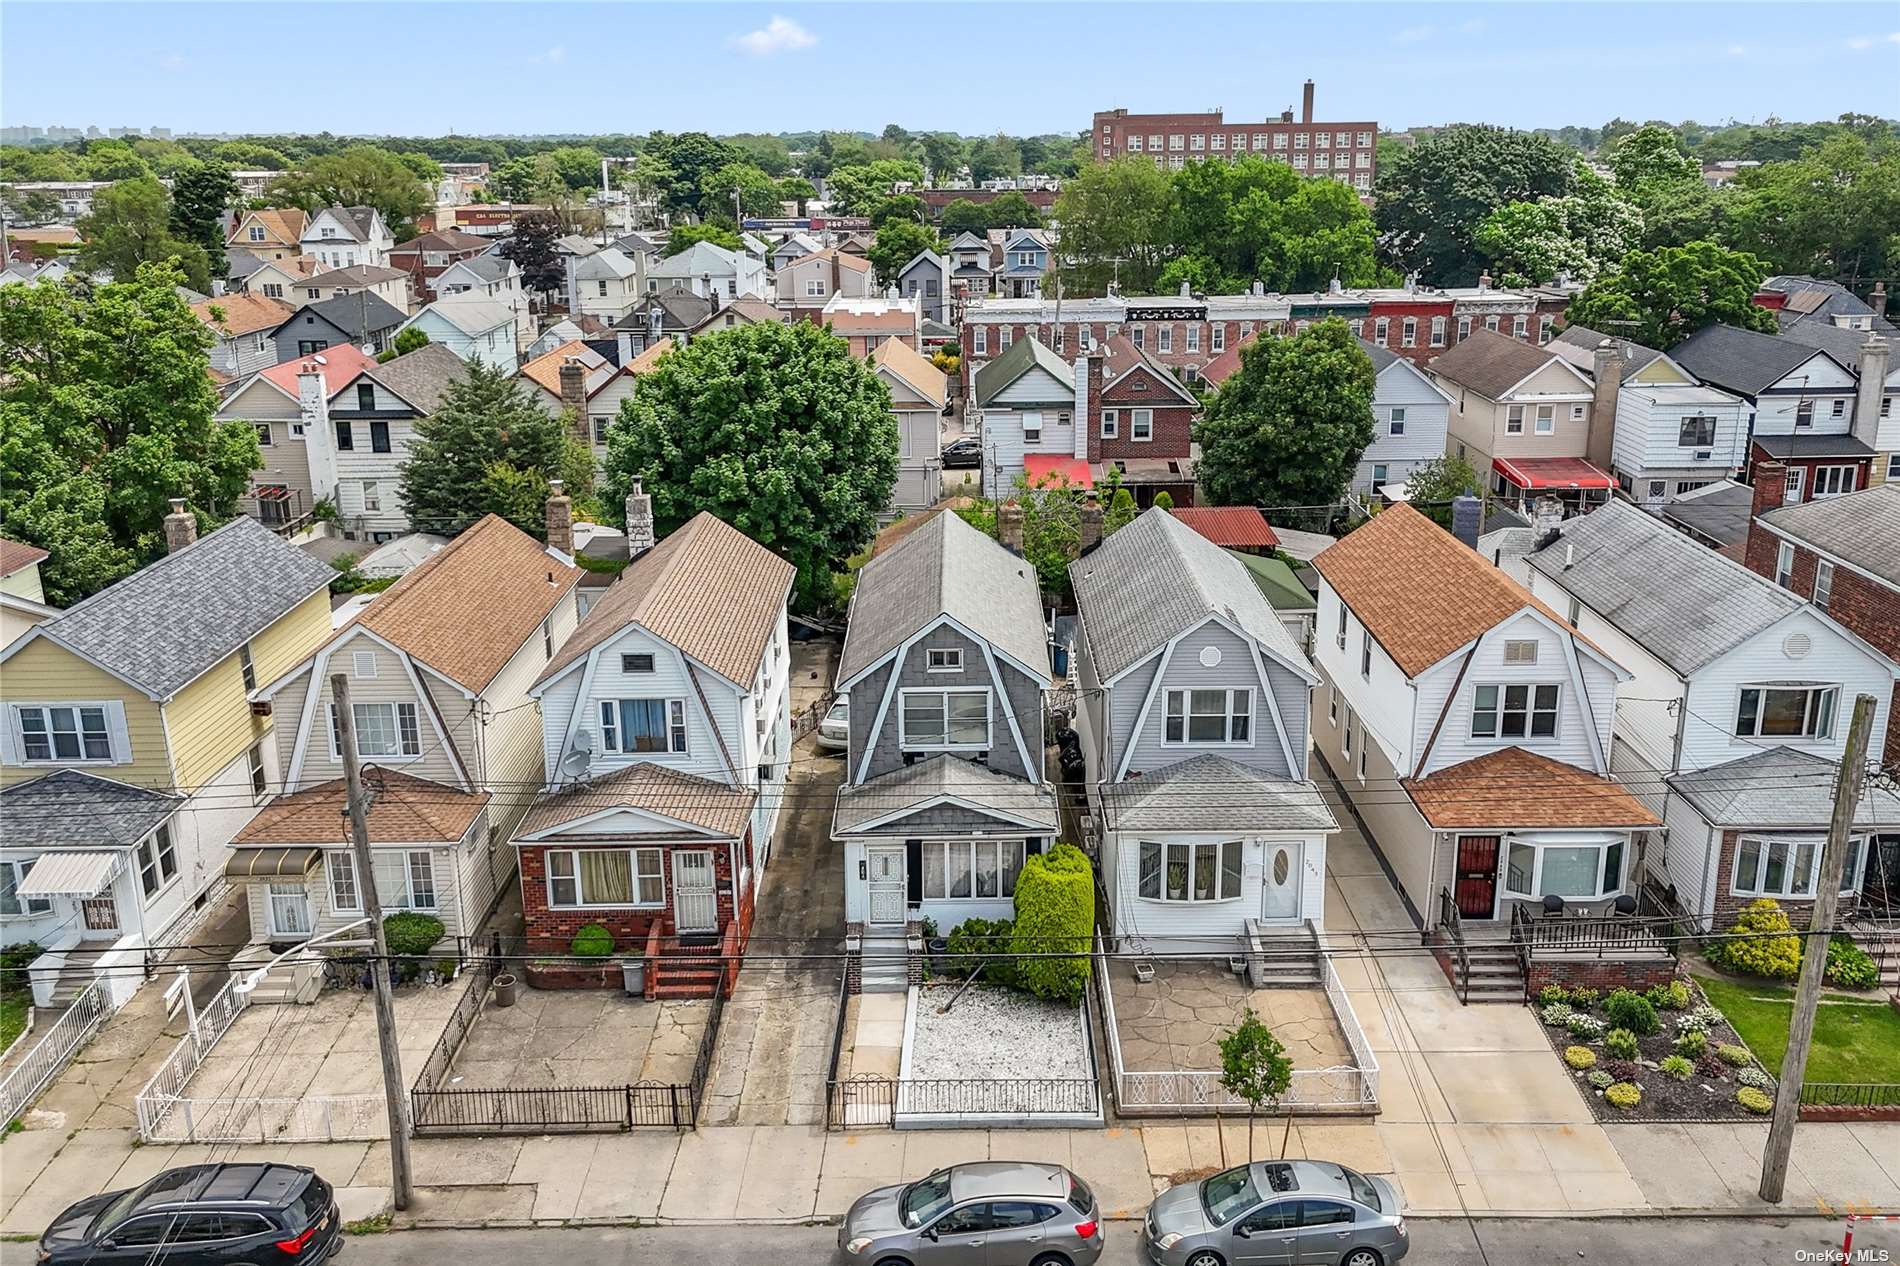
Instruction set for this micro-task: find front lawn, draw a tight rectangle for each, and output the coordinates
[0,992,28,1053]
[1694,973,1900,1086]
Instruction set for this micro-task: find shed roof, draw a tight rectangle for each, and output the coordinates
[235,770,488,845]
[0,770,181,849]
[1667,748,1900,829]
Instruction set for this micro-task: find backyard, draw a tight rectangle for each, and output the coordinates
[1695,973,1900,1086]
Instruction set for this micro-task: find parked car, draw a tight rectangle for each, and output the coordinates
[1142,1160,1405,1266]
[816,697,850,752]
[942,435,983,468]
[38,1163,341,1264]
[838,1161,1103,1265]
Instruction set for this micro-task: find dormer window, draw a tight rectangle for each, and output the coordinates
[1164,689,1251,744]
[1471,684,1559,739]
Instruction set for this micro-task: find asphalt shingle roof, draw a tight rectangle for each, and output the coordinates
[1671,323,1838,398]
[1101,754,1337,833]
[1427,328,1566,398]
[832,753,1058,835]
[972,335,1074,407]
[518,761,757,839]
[361,343,467,413]
[1404,747,1661,830]
[1756,482,1900,588]
[236,769,488,845]
[1667,748,1900,829]
[1548,325,1670,383]
[1,770,181,849]
[288,291,404,340]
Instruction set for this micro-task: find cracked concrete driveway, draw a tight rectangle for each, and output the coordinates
[448,989,709,1090]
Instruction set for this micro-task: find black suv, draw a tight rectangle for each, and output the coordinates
[38,1163,341,1263]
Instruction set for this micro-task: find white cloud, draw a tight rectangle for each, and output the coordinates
[1393,24,1435,44]
[729,16,817,57]
[1846,35,1873,49]
[530,45,566,65]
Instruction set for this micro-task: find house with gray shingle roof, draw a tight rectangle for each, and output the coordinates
[1522,499,1900,930]
[831,511,1055,979]
[1069,506,1334,951]
[970,334,1077,491]
[300,205,395,269]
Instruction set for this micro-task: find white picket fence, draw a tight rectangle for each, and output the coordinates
[0,981,108,1125]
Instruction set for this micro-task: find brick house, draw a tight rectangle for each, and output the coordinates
[1092,81,1376,196]
[1079,335,1200,505]
[388,228,491,305]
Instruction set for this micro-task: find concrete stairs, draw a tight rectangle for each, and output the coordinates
[228,947,321,1004]
[1452,941,1527,1004]
[47,948,110,1005]
[860,934,909,994]
[1246,921,1323,988]
[650,941,726,999]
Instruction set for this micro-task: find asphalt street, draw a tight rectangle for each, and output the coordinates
[322,1215,1897,1265]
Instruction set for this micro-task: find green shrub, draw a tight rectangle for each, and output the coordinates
[1736,1086,1774,1115]
[1711,898,1801,979]
[1659,1054,1694,1081]
[1008,843,1094,1005]
[1824,936,1879,990]
[0,941,44,994]
[1568,986,1599,1011]
[1646,979,1691,1011]
[1715,1043,1753,1068]
[1604,1057,1639,1081]
[944,917,1018,987]
[1586,1069,1615,1090]
[1540,1002,1575,1027]
[1565,1013,1607,1040]
[1736,1065,1773,1090]
[1603,988,1659,1036]
[382,913,445,958]
[1674,1029,1708,1059]
[1604,1082,1642,1109]
[1538,984,1571,1008]
[570,924,614,958]
[1564,1045,1597,1070]
[1604,1027,1639,1061]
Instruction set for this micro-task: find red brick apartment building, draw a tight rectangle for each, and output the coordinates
[1093,80,1378,194]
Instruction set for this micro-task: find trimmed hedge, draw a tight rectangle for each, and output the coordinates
[1710,898,1801,980]
[571,924,615,958]
[1825,936,1878,989]
[383,913,445,958]
[1008,843,1094,1006]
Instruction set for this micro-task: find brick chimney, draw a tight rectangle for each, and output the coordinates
[1871,280,1888,322]
[1750,459,1788,518]
[997,501,1026,555]
[557,357,589,445]
[1852,334,1890,452]
[1079,501,1105,552]
[1588,338,1624,471]
[163,498,197,553]
[1301,79,1315,124]
[1744,460,1788,579]
[624,477,656,555]
[1450,495,1482,549]
[544,478,573,556]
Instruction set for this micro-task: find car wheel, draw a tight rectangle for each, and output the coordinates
[872,1258,911,1266]
[1342,1249,1383,1266]
[1185,1252,1226,1266]
[1030,1255,1072,1266]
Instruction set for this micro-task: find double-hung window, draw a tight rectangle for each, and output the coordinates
[1211,325,1225,353]
[1130,409,1153,441]
[1471,684,1559,739]
[1185,325,1200,353]
[0,859,52,916]
[1775,541,1796,589]
[1735,685,1837,740]
[1163,689,1251,744]
[1360,630,1372,679]
[1678,415,1717,448]
[1389,407,1406,436]
[1813,560,1835,608]
[136,825,178,897]
[328,849,437,912]
[1101,409,1119,439]
[1430,316,1446,347]
[901,687,989,749]
[921,840,1028,900]
[599,698,688,753]
[331,702,420,758]
[1733,833,1864,898]
[15,705,113,762]
[972,328,987,357]
[1373,317,1389,345]
[1335,599,1348,651]
[1022,411,1042,443]
[1457,316,1471,342]
[1401,317,1417,348]
[1506,405,1525,434]
[1137,840,1243,902]
[1157,325,1173,354]
[370,421,391,453]
[1534,405,1555,435]
[545,847,664,907]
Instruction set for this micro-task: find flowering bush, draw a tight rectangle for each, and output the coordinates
[1568,986,1600,1010]
[1541,1003,1576,1027]
[1674,1029,1708,1058]
[1825,936,1879,990]
[1564,1045,1598,1070]
[1646,979,1691,1011]
[1565,1014,1607,1041]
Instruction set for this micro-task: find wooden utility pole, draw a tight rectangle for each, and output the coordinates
[332,673,415,1211]
[1759,692,1876,1202]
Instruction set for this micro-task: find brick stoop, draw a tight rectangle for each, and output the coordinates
[649,945,725,999]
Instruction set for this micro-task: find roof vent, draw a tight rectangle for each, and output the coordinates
[1782,631,1812,660]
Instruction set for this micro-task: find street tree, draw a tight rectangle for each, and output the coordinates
[825,160,925,217]
[867,220,940,289]
[496,210,566,298]
[939,199,992,236]
[700,162,781,219]
[1564,239,1778,349]
[1049,157,1173,295]
[1218,1008,1294,1161]
[649,132,740,215]
[168,160,237,277]
[984,190,1042,229]
[265,146,433,237]
[662,223,744,257]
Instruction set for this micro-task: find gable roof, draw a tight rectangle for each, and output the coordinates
[1312,503,1587,679]
[0,770,181,849]
[282,292,405,340]
[832,753,1059,835]
[620,287,714,331]
[393,227,489,253]
[192,292,296,338]
[649,240,745,277]
[415,293,515,336]
[1228,551,1316,613]
[1755,481,1900,588]
[872,337,949,408]
[0,537,50,580]
[227,208,308,246]
[535,512,794,689]
[1200,332,1257,389]
[440,254,516,284]
[357,342,468,413]
[1759,275,1898,334]
[300,263,407,289]
[1428,328,1580,398]
[307,205,382,243]
[518,340,616,399]
[1777,320,1893,373]
[1548,324,1672,383]
[972,335,1074,407]
[1404,746,1661,829]
[1100,334,1198,404]
[517,761,757,839]
[572,247,640,281]
[1070,505,1308,680]
[839,509,1049,685]
[794,247,872,276]
[693,297,786,332]
[1525,499,1805,676]
[8,516,334,699]
[242,343,378,405]
[1671,323,1839,397]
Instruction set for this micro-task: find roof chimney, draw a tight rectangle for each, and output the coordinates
[1852,334,1890,450]
[1180,280,1192,299]
[544,478,573,556]
[703,273,720,311]
[1871,280,1888,320]
[1449,495,1482,549]
[1588,338,1624,470]
[558,356,587,411]
[1477,271,1492,294]
[624,477,656,555]
[163,498,198,553]
[1301,79,1315,124]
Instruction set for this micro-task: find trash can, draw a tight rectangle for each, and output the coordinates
[621,958,645,996]
[492,973,518,1007]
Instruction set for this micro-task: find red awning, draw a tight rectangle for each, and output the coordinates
[1023,454,1094,490]
[1491,456,1615,491]
[1168,506,1281,549]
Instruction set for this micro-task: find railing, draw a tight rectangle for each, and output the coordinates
[134,975,255,1142]
[142,1094,387,1144]
[827,1074,1099,1126]
[1439,888,1470,1006]
[1798,1082,1900,1109]
[0,981,108,1125]
[414,1082,693,1132]
[1523,915,1674,959]
[411,941,496,1103]
[1508,904,1533,1003]
[684,978,727,1125]
[1318,944,1381,1110]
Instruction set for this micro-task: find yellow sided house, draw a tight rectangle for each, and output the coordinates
[0,509,334,1007]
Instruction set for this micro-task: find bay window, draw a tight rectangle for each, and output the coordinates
[545,847,664,907]
[329,849,437,912]
[901,687,990,749]
[920,839,1028,900]
[1471,684,1559,739]
[600,698,688,753]
[1137,840,1244,902]
[1734,685,1837,739]
[1502,834,1625,901]
[1164,689,1251,744]
[1733,834,1864,898]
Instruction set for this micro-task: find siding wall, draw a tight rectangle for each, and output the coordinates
[1114,620,1305,781]
[1359,364,1451,491]
[1312,681,1437,920]
[276,633,466,790]
[850,623,1045,784]
[0,641,169,788]
[1610,391,1748,485]
[1106,828,1328,948]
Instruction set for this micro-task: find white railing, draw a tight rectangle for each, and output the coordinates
[1318,939,1381,1109]
[139,1094,388,1145]
[0,981,108,1125]
[134,976,250,1142]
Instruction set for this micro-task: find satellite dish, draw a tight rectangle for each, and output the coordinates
[313,353,328,365]
[559,730,594,778]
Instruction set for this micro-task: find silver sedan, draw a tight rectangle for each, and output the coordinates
[1141,1159,1406,1266]
[815,697,850,752]
[837,1161,1104,1265]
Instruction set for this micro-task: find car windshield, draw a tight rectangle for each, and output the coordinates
[92,1169,202,1237]
[1340,1167,1380,1212]
[899,1172,955,1228]
[1200,1166,1261,1227]
[827,700,849,722]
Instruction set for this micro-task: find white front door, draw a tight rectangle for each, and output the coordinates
[1784,466,1804,504]
[867,846,906,926]
[1261,842,1302,922]
[672,850,718,933]
[268,883,313,939]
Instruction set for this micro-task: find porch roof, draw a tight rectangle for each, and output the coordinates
[1665,748,1900,830]
[224,845,324,879]
[18,851,121,899]
[1402,747,1661,831]
[1100,755,1337,834]
[516,761,756,840]
[234,769,488,846]
[0,769,181,849]
[1491,456,1615,492]
[832,754,1058,837]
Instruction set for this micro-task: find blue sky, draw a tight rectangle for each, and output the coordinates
[4,3,1896,138]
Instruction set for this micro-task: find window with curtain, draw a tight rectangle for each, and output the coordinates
[920,840,1027,900]
[600,698,687,753]
[1138,841,1243,902]
[545,848,664,907]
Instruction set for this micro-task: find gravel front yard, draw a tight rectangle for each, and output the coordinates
[907,983,1091,1082]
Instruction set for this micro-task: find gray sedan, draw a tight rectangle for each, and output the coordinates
[1141,1159,1406,1266]
[837,1161,1104,1265]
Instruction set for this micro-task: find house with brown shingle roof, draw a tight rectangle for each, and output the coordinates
[1310,504,1662,996]
[871,338,948,513]
[234,514,583,949]
[226,208,310,264]
[514,513,796,985]
[191,292,297,380]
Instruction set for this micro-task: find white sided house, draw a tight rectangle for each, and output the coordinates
[970,335,1076,492]
[399,295,520,371]
[1070,507,1336,957]
[1357,338,1454,496]
[300,205,395,270]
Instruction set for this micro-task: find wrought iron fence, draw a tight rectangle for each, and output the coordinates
[0,981,108,1125]
[1523,914,1675,959]
[1798,1082,1900,1109]
[412,1082,693,1132]
[684,980,727,1124]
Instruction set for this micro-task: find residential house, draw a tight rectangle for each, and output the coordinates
[226,209,310,265]
[970,334,1075,491]
[399,294,520,371]
[323,344,470,541]
[895,251,950,325]
[994,229,1050,298]
[1077,334,1202,506]
[647,240,766,301]
[831,511,1056,982]
[1228,550,1320,654]
[823,292,920,357]
[268,292,406,359]
[432,254,531,350]
[519,338,655,463]
[1429,328,1610,515]
[688,296,787,340]
[192,293,296,382]
[514,513,795,981]
[1310,505,1658,979]
[1522,500,1899,932]
[1673,323,1873,504]
[524,314,610,360]
[235,514,582,949]
[769,231,820,272]
[300,205,395,270]
[217,344,381,530]
[1746,480,1900,777]
[870,338,948,514]
[388,227,491,304]
[1548,326,1749,510]
[567,246,645,326]
[1659,479,1756,562]
[0,512,334,1002]
[616,286,715,354]
[775,248,873,319]
[1342,338,1454,495]
[0,538,56,644]
[1756,276,1896,336]
[946,232,995,308]
[1774,324,1898,487]
[231,253,316,302]
[1070,507,1336,950]
[291,264,411,315]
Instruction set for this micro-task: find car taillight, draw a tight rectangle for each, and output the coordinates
[1073,1219,1098,1239]
[274,1226,319,1255]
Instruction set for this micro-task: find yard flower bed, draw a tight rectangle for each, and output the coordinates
[1533,978,1774,1122]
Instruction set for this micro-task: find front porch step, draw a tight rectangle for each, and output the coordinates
[1245,920,1323,988]
[860,935,910,994]
[1449,944,1526,1004]
[649,952,725,1000]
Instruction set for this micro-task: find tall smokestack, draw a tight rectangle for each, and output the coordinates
[1301,79,1315,124]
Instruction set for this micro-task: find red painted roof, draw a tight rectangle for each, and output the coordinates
[1023,454,1094,490]
[256,344,379,399]
[1167,506,1280,549]
[1491,456,1615,491]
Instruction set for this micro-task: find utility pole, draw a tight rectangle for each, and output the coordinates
[1759,692,1877,1203]
[332,673,415,1211]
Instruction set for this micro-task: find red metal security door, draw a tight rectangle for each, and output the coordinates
[1454,836,1500,919]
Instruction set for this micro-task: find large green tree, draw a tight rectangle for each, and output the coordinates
[75,177,213,292]
[603,321,899,610]
[265,146,433,237]
[662,222,743,257]
[649,132,740,215]
[824,159,925,217]
[0,262,261,603]
[1725,133,1900,290]
[496,210,565,296]
[1196,317,1377,509]
[398,361,585,537]
[939,199,992,236]
[1049,157,1173,294]
[700,162,782,218]
[1374,126,1577,285]
[867,220,940,288]
[168,159,238,277]
[984,190,1042,229]
[1474,164,1644,286]
[1564,240,1778,349]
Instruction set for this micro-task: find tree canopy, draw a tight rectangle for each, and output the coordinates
[662,222,744,257]
[867,220,940,288]
[265,146,433,237]
[602,320,899,611]
[1374,126,1578,285]
[824,159,924,217]
[700,162,781,218]
[1474,163,1644,286]
[648,132,740,215]
[496,210,565,294]
[1563,239,1778,349]
[75,177,213,293]
[168,160,237,278]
